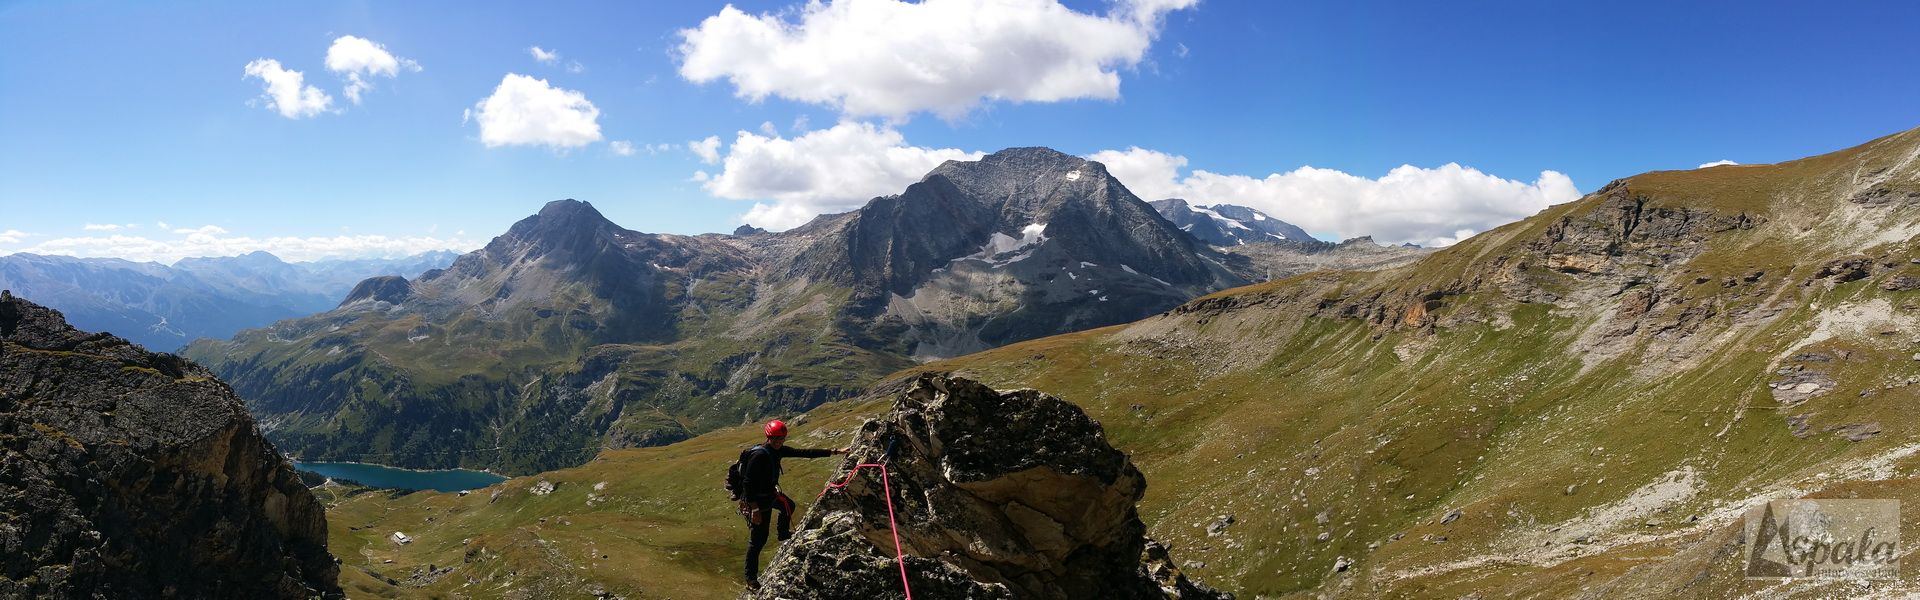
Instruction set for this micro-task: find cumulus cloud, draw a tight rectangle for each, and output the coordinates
[610,140,637,156]
[171,225,229,235]
[1090,147,1583,247]
[243,59,333,118]
[464,74,603,149]
[701,122,983,229]
[5,229,480,263]
[1087,147,1188,200]
[529,46,560,64]
[677,0,1197,120]
[689,135,722,164]
[82,223,139,231]
[325,35,420,104]
[1697,159,1739,169]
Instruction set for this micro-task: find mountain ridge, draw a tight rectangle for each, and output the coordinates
[185,146,1405,474]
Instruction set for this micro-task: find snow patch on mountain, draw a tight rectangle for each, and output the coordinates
[955,222,1050,268]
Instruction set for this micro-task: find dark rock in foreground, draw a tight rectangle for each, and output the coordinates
[0,290,339,599]
[749,374,1226,600]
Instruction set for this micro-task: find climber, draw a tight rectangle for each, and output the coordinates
[738,419,848,589]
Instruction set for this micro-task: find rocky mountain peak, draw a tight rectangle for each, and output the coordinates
[0,292,339,598]
[503,199,621,246]
[750,374,1227,600]
[923,146,1109,214]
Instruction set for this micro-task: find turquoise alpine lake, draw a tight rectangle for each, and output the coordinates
[293,461,506,492]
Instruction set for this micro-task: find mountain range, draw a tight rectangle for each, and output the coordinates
[0,250,458,351]
[184,147,1423,474]
[324,126,1920,598]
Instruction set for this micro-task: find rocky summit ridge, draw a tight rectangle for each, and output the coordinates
[0,290,338,598]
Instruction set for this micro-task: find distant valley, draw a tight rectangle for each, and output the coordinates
[0,250,458,351]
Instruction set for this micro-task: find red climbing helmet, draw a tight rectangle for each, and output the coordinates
[764,419,788,437]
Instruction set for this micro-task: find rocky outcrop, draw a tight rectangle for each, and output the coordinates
[749,374,1226,600]
[0,290,339,598]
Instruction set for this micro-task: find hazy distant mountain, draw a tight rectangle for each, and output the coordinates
[0,250,458,351]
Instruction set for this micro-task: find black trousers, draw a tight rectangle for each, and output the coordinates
[744,491,796,582]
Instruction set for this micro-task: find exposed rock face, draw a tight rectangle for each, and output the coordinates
[339,274,412,307]
[787,147,1247,359]
[750,374,1226,600]
[0,290,339,598]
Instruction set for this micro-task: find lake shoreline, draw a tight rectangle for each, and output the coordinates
[285,457,509,478]
[292,460,507,493]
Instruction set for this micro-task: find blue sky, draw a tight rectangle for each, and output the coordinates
[2,0,1917,261]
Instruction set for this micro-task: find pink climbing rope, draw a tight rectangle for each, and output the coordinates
[817,463,913,600]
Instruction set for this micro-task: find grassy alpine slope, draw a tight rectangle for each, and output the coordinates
[328,126,1920,598]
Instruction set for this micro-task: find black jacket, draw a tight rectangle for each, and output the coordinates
[740,444,833,500]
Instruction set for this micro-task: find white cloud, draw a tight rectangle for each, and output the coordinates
[1090,147,1582,247]
[0,230,27,244]
[243,58,333,118]
[155,221,170,229]
[701,122,983,229]
[465,73,603,149]
[676,0,1197,120]
[7,230,480,263]
[325,35,420,104]
[1087,147,1188,200]
[610,141,637,156]
[82,223,138,231]
[171,225,229,235]
[1697,159,1739,169]
[689,135,722,164]
[527,46,584,72]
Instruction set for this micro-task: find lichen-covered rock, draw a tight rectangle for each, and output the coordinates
[748,374,1226,600]
[0,290,340,598]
